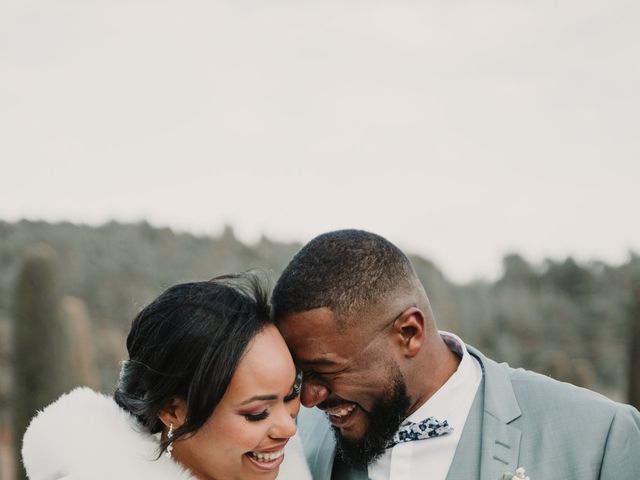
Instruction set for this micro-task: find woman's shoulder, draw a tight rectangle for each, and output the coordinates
[22,387,195,480]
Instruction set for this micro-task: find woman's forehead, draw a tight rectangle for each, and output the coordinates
[226,326,296,394]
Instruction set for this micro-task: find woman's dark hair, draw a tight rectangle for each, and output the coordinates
[114,271,272,453]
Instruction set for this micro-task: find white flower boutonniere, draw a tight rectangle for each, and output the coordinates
[502,467,530,480]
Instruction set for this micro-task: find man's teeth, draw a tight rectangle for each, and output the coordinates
[327,404,357,417]
[249,450,284,462]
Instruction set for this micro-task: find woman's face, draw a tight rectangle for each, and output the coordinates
[172,325,301,480]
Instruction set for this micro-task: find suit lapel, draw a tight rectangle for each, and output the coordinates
[479,415,522,479]
[467,347,523,480]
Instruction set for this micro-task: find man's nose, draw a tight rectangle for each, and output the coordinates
[301,380,330,408]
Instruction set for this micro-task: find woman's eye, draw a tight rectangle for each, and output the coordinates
[244,410,269,422]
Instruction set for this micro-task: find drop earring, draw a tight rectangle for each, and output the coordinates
[164,423,174,459]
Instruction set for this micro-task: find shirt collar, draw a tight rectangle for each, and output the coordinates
[405,330,477,426]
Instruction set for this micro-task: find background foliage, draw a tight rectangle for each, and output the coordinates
[0,219,638,479]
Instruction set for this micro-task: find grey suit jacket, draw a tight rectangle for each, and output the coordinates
[297,346,640,480]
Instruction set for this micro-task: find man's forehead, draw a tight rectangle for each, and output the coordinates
[284,336,347,367]
[278,307,357,361]
[280,306,338,326]
[278,308,340,343]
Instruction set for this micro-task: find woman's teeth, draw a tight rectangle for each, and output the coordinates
[327,404,356,417]
[248,450,284,462]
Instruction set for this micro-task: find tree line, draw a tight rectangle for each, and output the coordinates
[0,219,638,480]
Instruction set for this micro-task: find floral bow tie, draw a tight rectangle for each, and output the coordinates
[386,417,453,448]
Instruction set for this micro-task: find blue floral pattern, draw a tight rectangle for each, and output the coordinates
[385,417,453,449]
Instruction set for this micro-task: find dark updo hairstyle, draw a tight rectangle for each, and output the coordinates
[114,271,272,453]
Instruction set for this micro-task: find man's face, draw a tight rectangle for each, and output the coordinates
[277,307,411,466]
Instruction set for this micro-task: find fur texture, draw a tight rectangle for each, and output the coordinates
[22,387,311,480]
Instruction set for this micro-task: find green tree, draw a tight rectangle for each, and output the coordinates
[12,245,71,480]
[498,253,538,289]
[61,296,99,390]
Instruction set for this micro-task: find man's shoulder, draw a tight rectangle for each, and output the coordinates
[510,363,613,402]
[474,346,637,427]
[475,348,640,477]
[511,366,625,420]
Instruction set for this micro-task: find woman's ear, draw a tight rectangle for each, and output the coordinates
[158,397,188,430]
[391,307,425,358]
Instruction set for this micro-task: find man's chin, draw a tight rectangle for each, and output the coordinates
[331,372,411,468]
[330,406,400,468]
[338,427,365,443]
[332,426,375,468]
[332,422,391,469]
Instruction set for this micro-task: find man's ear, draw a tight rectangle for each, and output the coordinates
[158,397,188,431]
[391,307,425,358]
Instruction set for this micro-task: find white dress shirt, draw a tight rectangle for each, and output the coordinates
[368,332,482,480]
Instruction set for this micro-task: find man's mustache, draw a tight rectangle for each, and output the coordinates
[318,397,364,412]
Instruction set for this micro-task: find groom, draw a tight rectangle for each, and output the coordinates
[272,229,640,480]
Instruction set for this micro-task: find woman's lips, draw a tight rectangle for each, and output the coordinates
[245,443,287,471]
[245,450,285,471]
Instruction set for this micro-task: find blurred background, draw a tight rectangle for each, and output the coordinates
[1,0,639,479]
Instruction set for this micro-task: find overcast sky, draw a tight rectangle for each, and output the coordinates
[2,0,639,282]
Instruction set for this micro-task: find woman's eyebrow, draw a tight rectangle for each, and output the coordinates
[239,394,277,405]
[240,371,301,405]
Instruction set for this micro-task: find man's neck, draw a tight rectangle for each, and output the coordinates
[406,333,461,416]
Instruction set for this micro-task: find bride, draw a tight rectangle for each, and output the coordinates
[22,272,311,480]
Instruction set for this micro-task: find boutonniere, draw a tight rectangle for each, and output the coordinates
[502,467,530,480]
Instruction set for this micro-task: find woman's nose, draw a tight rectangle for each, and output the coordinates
[300,381,330,408]
[271,404,298,439]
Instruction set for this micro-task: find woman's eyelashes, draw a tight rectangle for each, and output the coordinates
[244,410,269,422]
[242,374,303,421]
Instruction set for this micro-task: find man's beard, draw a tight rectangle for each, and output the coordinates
[332,371,411,468]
